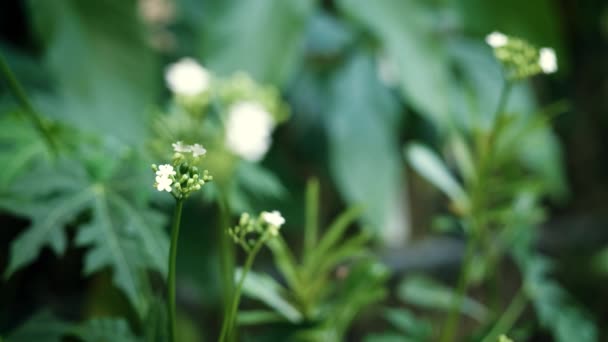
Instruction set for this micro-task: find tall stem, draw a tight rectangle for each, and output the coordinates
[480,288,527,342]
[168,199,184,342]
[439,228,478,342]
[440,81,513,341]
[0,52,57,154]
[219,240,264,342]
[218,193,235,339]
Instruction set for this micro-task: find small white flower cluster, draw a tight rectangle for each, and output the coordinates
[225,101,275,162]
[172,141,207,157]
[165,58,211,96]
[228,210,285,252]
[152,142,212,199]
[485,31,558,77]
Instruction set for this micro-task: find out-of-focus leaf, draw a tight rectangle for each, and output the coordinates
[237,310,286,326]
[27,0,158,143]
[238,269,303,323]
[201,0,316,86]
[305,10,355,57]
[338,0,451,126]
[383,308,433,340]
[512,224,597,342]
[405,143,469,209]
[71,317,139,342]
[7,311,71,342]
[398,275,488,322]
[365,333,418,342]
[325,53,408,244]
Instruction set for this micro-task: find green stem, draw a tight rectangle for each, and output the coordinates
[218,193,235,339]
[0,52,57,154]
[439,230,478,342]
[480,288,527,342]
[168,199,184,342]
[219,240,264,342]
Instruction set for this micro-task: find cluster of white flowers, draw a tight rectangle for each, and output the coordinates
[225,101,274,162]
[165,58,211,96]
[261,210,285,236]
[485,31,508,48]
[172,141,207,157]
[154,164,176,192]
[485,31,558,76]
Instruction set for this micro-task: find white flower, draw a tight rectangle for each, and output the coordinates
[261,210,285,228]
[485,31,508,48]
[156,164,176,177]
[190,143,207,157]
[225,101,274,162]
[165,58,211,96]
[538,47,558,74]
[155,175,173,192]
[172,141,191,153]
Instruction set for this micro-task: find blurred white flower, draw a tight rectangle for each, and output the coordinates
[165,58,210,96]
[539,47,558,74]
[225,101,274,162]
[190,143,207,157]
[156,164,176,177]
[261,210,285,229]
[155,175,173,192]
[485,31,508,48]
[172,141,190,153]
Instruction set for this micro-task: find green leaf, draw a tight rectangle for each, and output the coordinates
[383,308,433,340]
[27,0,158,143]
[405,143,469,209]
[237,310,287,326]
[365,333,419,342]
[71,317,139,342]
[238,268,304,323]
[398,275,488,322]
[337,0,451,126]
[7,311,71,342]
[201,0,316,85]
[325,53,408,243]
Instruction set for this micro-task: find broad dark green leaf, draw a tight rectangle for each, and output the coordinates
[27,0,158,143]
[7,311,71,342]
[201,0,316,86]
[325,53,408,243]
[338,0,451,125]
[71,317,139,342]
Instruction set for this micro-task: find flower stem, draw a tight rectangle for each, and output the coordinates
[218,194,235,339]
[439,229,479,342]
[480,288,527,342]
[219,239,264,342]
[168,199,184,342]
[0,52,57,155]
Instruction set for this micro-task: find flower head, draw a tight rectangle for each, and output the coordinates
[156,164,176,177]
[225,101,274,162]
[261,210,285,228]
[538,47,558,74]
[190,143,207,157]
[172,141,191,153]
[165,58,211,96]
[155,175,173,192]
[485,31,508,48]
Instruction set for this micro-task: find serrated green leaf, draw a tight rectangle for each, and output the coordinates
[4,187,94,278]
[75,194,152,316]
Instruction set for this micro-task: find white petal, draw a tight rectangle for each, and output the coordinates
[539,47,558,74]
[165,58,211,96]
[485,31,508,48]
[225,101,274,161]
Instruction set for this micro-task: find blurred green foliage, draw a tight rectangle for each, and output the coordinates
[1,0,606,341]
